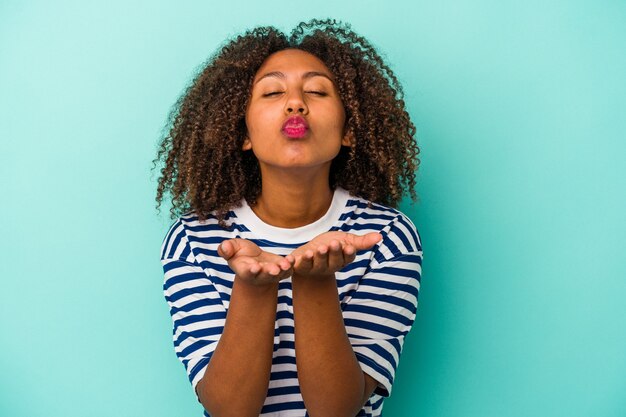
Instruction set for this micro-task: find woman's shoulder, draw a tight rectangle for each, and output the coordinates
[341,189,422,259]
[342,189,418,228]
[162,210,218,236]
[160,208,240,260]
[165,205,242,230]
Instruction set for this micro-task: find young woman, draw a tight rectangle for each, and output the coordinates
[154,18,423,417]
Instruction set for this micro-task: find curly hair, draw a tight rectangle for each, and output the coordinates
[152,18,421,227]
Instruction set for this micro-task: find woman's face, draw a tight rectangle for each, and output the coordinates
[244,48,351,173]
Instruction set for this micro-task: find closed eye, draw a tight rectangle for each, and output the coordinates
[262,91,327,97]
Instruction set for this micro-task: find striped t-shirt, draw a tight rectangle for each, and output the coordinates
[160,187,423,417]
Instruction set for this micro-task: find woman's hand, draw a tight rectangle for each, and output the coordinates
[287,231,382,278]
[218,238,294,287]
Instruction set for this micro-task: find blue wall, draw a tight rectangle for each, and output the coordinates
[1,1,625,416]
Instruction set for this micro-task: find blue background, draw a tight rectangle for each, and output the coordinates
[1,1,625,416]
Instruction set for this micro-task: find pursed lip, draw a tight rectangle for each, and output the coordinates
[281,115,309,131]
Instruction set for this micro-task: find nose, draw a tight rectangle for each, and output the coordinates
[284,90,308,114]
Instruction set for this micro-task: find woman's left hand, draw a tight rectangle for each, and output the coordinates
[286,231,382,278]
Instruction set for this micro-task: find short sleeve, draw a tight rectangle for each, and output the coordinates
[161,219,227,403]
[343,213,423,398]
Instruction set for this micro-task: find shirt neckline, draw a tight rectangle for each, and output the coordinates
[232,187,351,244]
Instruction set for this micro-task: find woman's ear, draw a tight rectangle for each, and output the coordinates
[341,130,354,147]
[242,136,252,151]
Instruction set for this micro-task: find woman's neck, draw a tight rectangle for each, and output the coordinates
[250,168,334,229]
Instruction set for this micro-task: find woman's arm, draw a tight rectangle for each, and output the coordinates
[196,239,294,417]
[289,232,383,416]
[197,278,278,417]
[292,272,379,417]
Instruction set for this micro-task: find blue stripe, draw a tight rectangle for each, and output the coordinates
[270,370,298,380]
[273,355,297,365]
[193,248,218,259]
[359,273,419,293]
[390,217,414,253]
[344,318,404,338]
[162,267,205,289]
[339,222,387,232]
[276,325,295,335]
[176,328,224,349]
[275,339,295,350]
[188,356,211,383]
[165,285,222,303]
[175,311,227,327]
[348,291,416,313]
[343,304,413,327]
[346,199,399,214]
[267,385,301,396]
[397,215,421,250]
[186,236,225,245]
[378,235,400,262]
[179,244,191,260]
[179,339,217,359]
[389,337,402,355]
[371,394,384,407]
[339,258,370,274]
[339,210,396,222]
[180,210,236,224]
[276,310,294,320]
[371,259,421,276]
[361,341,400,370]
[393,253,423,265]
[261,401,306,413]
[168,298,224,315]
[204,262,234,275]
[277,294,294,305]
[278,280,293,292]
[163,259,204,279]
[160,220,181,259]
[354,351,392,389]
[252,238,304,249]
[164,225,186,259]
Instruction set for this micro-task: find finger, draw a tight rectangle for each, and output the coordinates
[235,260,261,282]
[342,243,357,264]
[263,262,281,276]
[217,240,233,259]
[218,239,243,260]
[279,257,293,271]
[350,232,383,251]
[315,245,329,270]
[249,262,261,275]
[276,264,294,280]
[327,239,344,271]
[343,243,355,257]
[296,249,315,271]
[271,262,287,276]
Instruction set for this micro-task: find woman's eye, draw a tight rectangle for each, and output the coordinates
[262,91,327,97]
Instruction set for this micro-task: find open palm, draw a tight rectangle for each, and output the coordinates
[218,238,294,286]
[287,231,382,278]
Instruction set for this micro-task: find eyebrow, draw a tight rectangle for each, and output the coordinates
[253,71,335,85]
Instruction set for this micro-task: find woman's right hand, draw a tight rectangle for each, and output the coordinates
[217,238,294,287]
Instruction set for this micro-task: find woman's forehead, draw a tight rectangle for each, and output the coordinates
[253,49,335,83]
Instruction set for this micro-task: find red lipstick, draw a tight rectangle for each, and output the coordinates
[281,115,309,138]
